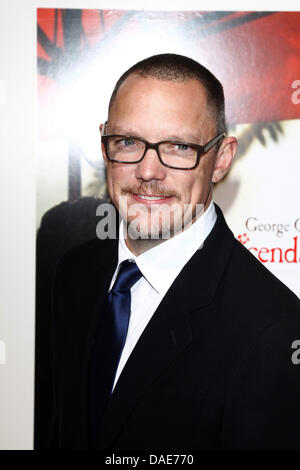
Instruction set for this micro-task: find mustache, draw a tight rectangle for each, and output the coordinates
[121,182,181,199]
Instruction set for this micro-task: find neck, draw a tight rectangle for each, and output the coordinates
[125,237,164,256]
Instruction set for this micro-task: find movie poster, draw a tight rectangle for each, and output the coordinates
[37,9,300,295]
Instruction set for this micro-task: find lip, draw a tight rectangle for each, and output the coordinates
[131,193,174,205]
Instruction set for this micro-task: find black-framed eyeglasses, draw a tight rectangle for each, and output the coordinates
[101,123,225,170]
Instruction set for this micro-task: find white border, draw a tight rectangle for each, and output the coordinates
[35,0,300,11]
[0,0,299,450]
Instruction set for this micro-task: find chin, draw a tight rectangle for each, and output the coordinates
[126,214,183,241]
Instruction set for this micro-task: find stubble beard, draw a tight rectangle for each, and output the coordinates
[118,182,184,241]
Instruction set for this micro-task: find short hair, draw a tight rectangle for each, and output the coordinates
[108,53,226,135]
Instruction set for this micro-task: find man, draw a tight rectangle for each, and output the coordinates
[49,53,300,449]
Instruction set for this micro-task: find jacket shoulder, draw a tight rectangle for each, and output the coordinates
[226,238,300,315]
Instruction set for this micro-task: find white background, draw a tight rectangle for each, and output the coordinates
[0,0,299,451]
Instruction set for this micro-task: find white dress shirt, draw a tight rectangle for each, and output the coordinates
[110,201,217,390]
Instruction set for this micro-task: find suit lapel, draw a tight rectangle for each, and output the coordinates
[96,204,235,448]
[97,272,193,448]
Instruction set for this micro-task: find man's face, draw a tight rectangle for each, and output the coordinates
[102,74,222,239]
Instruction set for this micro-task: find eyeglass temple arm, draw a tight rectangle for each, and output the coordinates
[101,120,108,137]
[203,132,226,152]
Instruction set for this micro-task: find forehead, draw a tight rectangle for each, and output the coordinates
[108,75,214,140]
[110,74,209,114]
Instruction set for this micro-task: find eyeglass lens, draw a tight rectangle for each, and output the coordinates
[107,136,198,169]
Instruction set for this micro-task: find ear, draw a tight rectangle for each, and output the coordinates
[99,123,108,166]
[212,136,238,183]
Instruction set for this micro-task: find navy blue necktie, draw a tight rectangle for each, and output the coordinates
[89,260,142,446]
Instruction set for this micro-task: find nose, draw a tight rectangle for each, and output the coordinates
[135,147,167,182]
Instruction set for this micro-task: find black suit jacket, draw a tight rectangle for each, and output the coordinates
[49,204,300,449]
[35,197,105,449]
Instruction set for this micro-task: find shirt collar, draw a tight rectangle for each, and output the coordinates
[115,201,217,295]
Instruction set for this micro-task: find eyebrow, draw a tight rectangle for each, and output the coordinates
[108,126,203,144]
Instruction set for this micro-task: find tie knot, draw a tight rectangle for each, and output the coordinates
[112,260,142,293]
